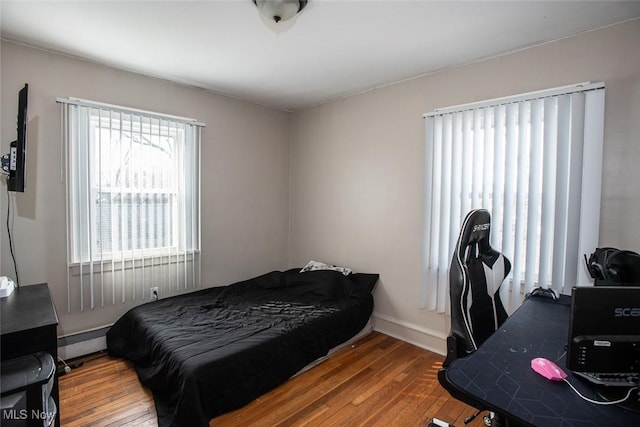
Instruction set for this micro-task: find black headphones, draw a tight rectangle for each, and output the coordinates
[585,247,616,280]
[586,247,640,282]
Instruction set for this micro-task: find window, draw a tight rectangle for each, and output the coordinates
[59,98,203,311]
[422,83,605,313]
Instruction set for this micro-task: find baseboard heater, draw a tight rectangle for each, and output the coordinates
[57,325,111,360]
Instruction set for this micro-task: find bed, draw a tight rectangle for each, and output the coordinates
[106,267,379,427]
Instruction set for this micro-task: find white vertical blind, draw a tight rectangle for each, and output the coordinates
[422,83,605,314]
[59,98,203,312]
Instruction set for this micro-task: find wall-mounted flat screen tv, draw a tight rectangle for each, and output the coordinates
[6,84,29,192]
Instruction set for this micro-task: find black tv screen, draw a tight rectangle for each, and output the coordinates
[7,83,28,192]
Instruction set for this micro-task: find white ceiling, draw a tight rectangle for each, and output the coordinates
[2,1,640,111]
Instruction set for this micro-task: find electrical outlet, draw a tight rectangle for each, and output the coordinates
[150,287,159,300]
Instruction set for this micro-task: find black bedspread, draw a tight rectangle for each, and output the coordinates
[106,268,378,427]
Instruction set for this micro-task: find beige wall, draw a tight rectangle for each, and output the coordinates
[289,19,640,353]
[0,41,290,336]
[3,19,640,352]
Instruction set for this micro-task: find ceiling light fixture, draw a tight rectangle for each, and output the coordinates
[253,0,308,24]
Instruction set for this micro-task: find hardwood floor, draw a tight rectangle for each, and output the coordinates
[59,332,485,426]
[58,354,156,426]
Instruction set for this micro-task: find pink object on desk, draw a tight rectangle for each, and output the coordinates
[531,357,568,381]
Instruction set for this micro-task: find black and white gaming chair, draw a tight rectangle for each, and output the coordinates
[438,209,511,425]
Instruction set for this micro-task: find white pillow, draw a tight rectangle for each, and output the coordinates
[300,260,352,276]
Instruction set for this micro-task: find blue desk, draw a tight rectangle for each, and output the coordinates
[443,296,639,426]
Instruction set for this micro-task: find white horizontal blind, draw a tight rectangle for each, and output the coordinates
[59,98,203,311]
[422,83,605,314]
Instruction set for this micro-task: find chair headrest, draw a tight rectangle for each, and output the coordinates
[456,209,492,255]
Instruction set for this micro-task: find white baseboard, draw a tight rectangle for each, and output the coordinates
[372,312,447,356]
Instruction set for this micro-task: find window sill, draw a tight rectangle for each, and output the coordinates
[68,250,200,276]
